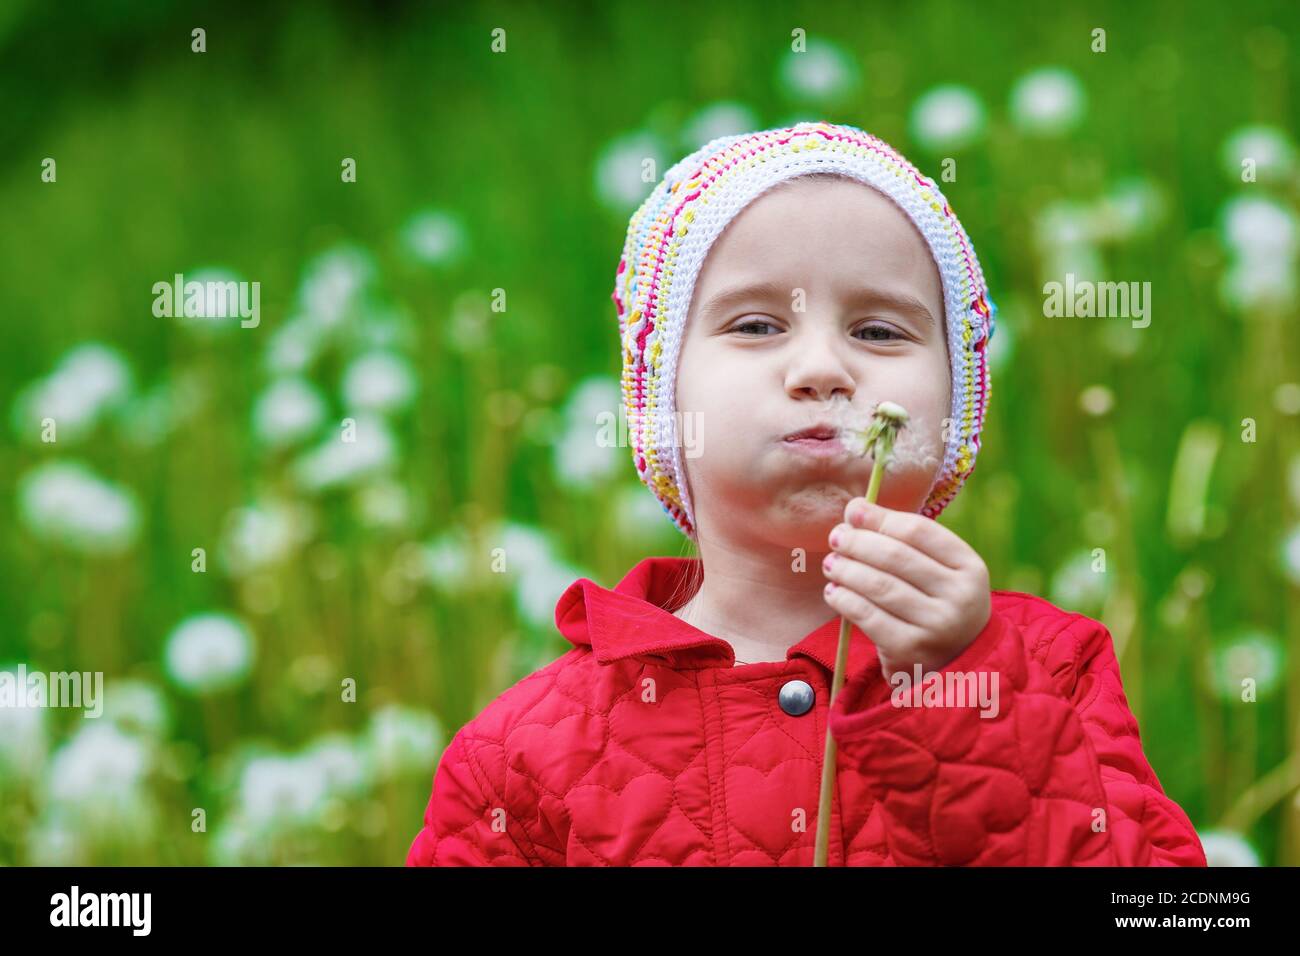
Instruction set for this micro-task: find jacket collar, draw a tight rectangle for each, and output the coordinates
[554,556,881,679]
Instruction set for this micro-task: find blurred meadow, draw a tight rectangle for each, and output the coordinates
[1,0,1298,865]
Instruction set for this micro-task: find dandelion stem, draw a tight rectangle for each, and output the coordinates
[813,404,904,867]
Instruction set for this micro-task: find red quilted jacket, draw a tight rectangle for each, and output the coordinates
[406,556,1207,866]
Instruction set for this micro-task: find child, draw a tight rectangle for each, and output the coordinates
[406,120,1207,866]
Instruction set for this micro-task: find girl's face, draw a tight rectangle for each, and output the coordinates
[675,175,952,549]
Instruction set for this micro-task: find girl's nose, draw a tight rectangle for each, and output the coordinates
[784,327,856,401]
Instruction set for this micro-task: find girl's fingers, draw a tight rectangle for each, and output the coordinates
[822,552,935,628]
[845,500,975,571]
[822,580,925,656]
[828,524,951,598]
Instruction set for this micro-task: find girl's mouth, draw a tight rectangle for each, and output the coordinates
[781,429,845,456]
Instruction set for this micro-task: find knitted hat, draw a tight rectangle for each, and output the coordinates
[611,120,996,541]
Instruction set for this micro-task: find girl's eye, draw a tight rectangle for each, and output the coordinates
[854,323,905,342]
[731,318,781,335]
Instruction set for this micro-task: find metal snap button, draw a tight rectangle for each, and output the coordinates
[778,679,815,716]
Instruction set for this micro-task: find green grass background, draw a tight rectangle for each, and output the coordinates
[0,0,1297,864]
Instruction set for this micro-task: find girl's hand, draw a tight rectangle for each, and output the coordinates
[822,498,991,683]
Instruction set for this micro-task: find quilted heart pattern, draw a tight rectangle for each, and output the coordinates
[406,557,1207,867]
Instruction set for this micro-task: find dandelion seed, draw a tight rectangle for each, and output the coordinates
[827,396,939,476]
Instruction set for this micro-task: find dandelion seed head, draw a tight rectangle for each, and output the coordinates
[1197,829,1261,867]
[826,396,941,475]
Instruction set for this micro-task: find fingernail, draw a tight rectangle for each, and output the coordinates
[822,554,835,572]
[824,582,835,596]
[829,527,842,548]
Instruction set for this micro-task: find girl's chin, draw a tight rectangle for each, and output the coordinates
[775,480,931,519]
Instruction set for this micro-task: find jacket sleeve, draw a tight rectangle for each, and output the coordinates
[405,727,535,866]
[828,605,1208,866]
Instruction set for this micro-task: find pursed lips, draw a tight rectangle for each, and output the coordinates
[782,425,844,454]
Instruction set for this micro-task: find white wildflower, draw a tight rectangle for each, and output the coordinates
[1205,630,1283,700]
[292,412,397,492]
[252,377,327,448]
[47,723,156,838]
[238,753,329,827]
[163,613,256,695]
[12,342,133,444]
[827,396,940,475]
[1221,125,1295,185]
[594,130,669,212]
[553,376,623,487]
[1197,829,1261,867]
[400,209,467,266]
[298,246,374,331]
[17,460,140,555]
[367,705,442,780]
[909,85,986,153]
[681,102,760,152]
[220,499,313,577]
[101,679,170,740]
[1010,67,1085,136]
[341,351,417,413]
[1049,548,1112,614]
[0,673,47,780]
[777,38,859,102]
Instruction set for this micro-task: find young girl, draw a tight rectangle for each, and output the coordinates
[406,120,1207,866]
